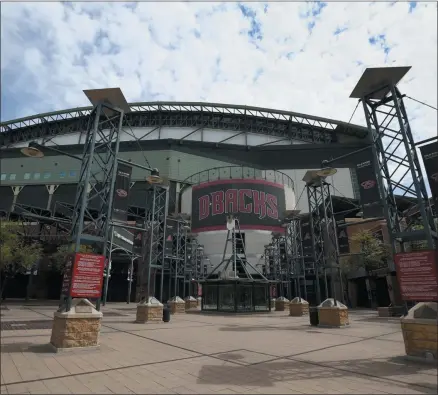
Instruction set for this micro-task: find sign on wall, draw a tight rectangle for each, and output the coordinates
[335,214,350,254]
[301,218,313,257]
[191,179,286,233]
[355,149,382,218]
[419,141,438,211]
[394,250,438,302]
[112,163,132,222]
[133,220,144,255]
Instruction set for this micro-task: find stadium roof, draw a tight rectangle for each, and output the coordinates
[0,101,369,148]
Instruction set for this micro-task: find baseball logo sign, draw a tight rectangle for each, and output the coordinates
[116,189,128,198]
[361,180,376,190]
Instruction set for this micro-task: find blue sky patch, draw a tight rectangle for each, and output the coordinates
[368,34,392,56]
[408,2,417,13]
[253,68,264,83]
[238,3,263,41]
[334,26,348,36]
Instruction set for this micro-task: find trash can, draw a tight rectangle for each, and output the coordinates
[163,306,171,323]
[309,306,319,326]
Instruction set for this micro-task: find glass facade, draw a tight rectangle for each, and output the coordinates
[201,281,271,313]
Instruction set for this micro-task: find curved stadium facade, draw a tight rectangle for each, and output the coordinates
[0,101,369,302]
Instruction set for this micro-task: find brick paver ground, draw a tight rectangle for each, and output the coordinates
[0,302,436,394]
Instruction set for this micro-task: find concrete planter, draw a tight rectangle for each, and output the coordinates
[401,302,437,362]
[289,297,309,316]
[317,298,349,328]
[136,297,163,323]
[168,296,185,314]
[50,298,102,351]
[275,297,290,312]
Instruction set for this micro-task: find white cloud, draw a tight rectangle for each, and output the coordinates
[1,0,436,148]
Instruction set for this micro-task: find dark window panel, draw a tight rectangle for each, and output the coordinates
[128,182,149,208]
[52,184,77,212]
[0,186,13,211]
[16,186,48,209]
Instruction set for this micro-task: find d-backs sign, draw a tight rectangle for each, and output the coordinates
[191,179,285,233]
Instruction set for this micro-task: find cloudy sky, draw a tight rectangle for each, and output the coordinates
[1,1,437,143]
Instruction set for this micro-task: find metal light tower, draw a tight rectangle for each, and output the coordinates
[304,169,343,305]
[138,185,169,302]
[284,211,307,301]
[70,89,129,254]
[270,233,284,297]
[67,89,130,310]
[350,67,437,252]
[167,217,189,299]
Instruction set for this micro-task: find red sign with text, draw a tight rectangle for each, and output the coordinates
[70,253,106,299]
[394,250,438,302]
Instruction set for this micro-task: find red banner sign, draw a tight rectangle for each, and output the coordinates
[394,250,438,302]
[69,253,106,299]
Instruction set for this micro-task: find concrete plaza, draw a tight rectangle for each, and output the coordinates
[1,302,436,394]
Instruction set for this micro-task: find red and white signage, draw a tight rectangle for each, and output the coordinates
[394,250,438,302]
[69,253,106,299]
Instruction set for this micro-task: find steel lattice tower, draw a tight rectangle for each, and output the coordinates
[70,103,123,254]
[305,172,343,305]
[351,67,437,252]
[168,218,189,298]
[138,185,169,302]
[284,216,307,301]
[65,102,124,310]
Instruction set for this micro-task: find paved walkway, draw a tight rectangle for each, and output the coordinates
[1,302,436,394]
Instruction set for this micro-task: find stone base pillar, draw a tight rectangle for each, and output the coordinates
[136,297,163,323]
[197,297,202,307]
[401,302,437,362]
[50,299,102,351]
[185,296,198,310]
[317,298,349,328]
[168,296,185,314]
[289,297,309,316]
[275,297,290,312]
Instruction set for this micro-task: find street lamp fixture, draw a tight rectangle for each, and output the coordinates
[20,142,44,158]
[315,164,337,178]
[146,168,163,184]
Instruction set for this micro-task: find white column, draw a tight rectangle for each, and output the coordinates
[45,185,59,211]
[175,182,181,214]
[10,186,23,211]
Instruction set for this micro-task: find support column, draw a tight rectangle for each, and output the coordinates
[10,186,23,211]
[45,185,59,211]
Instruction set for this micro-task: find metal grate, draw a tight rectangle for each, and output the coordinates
[1,320,53,331]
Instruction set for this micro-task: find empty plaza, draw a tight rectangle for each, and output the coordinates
[1,303,437,395]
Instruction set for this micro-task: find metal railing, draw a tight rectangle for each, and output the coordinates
[181,166,294,192]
